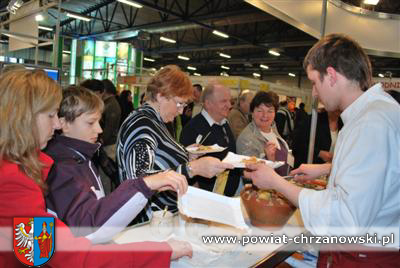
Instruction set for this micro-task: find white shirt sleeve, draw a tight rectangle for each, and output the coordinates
[299,119,399,237]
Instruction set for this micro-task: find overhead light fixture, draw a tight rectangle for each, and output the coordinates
[178,55,190,61]
[7,0,23,14]
[160,36,176,43]
[253,73,260,78]
[35,14,44,21]
[66,12,91,22]
[363,0,379,5]
[193,73,201,76]
[212,30,229,39]
[221,65,230,70]
[220,72,229,77]
[187,66,196,71]
[38,25,53,31]
[219,52,231,59]
[268,50,280,56]
[260,64,269,70]
[63,50,71,54]
[144,57,155,62]
[117,0,143,8]
[378,73,384,78]
[288,72,296,77]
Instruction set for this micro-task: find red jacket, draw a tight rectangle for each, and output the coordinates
[0,152,172,267]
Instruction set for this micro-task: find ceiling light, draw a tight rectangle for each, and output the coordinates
[63,50,71,54]
[144,57,155,62]
[178,55,190,61]
[220,72,229,77]
[260,64,269,69]
[187,66,196,71]
[193,73,201,76]
[117,0,143,8]
[221,65,230,70]
[268,50,280,56]
[219,52,231,59]
[378,73,384,78]
[288,73,296,77]
[66,12,91,22]
[160,36,176,43]
[253,73,260,77]
[7,0,23,14]
[212,30,229,38]
[35,14,44,21]
[363,0,379,5]
[38,25,53,31]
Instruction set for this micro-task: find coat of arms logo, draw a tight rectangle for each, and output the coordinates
[13,217,55,267]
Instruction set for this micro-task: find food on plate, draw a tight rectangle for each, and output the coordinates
[196,145,213,151]
[290,179,327,190]
[240,156,263,164]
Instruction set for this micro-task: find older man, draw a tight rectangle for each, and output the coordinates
[227,89,255,139]
[180,82,240,196]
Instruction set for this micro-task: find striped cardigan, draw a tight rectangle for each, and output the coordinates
[116,104,192,224]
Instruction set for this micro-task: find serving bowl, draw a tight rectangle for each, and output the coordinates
[240,185,296,228]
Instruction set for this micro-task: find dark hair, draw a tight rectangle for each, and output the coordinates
[299,102,305,109]
[303,33,372,92]
[102,79,117,95]
[250,91,279,113]
[193,84,202,92]
[80,79,104,93]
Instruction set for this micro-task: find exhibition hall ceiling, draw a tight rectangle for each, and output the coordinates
[0,0,399,78]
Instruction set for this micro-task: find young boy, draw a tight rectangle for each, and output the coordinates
[45,86,187,244]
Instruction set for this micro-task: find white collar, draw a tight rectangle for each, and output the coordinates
[341,83,383,125]
[201,109,228,126]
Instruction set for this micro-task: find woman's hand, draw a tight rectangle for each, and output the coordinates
[264,141,277,161]
[186,144,205,161]
[167,239,193,260]
[190,156,234,178]
[290,163,331,181]
[143,170,188,195]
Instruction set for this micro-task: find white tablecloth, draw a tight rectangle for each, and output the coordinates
[113,209,306,267]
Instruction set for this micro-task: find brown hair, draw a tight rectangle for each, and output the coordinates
[0,70,62,189]
[59,85,104,122]
[146,65,193,101]
[303,33,372,91]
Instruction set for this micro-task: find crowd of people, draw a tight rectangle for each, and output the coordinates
[0,33,399,267]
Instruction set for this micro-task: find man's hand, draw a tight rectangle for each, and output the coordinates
[243,162,280,189]
[290,163,331,181]
[143,170,188,196]
[318,150,333,162]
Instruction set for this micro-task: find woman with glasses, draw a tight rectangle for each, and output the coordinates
[117,65,233,225]
[236,91,290,176]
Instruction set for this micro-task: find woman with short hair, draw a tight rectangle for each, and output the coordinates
[117,65,233,225]
[236,91,290,176]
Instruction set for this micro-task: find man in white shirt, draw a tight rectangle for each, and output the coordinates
[244,34,400,266]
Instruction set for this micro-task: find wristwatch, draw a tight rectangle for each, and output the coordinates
[186,162,194,178]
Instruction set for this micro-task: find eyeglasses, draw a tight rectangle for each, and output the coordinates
[171,98,188,109]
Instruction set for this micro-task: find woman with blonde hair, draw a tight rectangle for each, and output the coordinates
[0,69,191,267]
[117,65,233,225]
